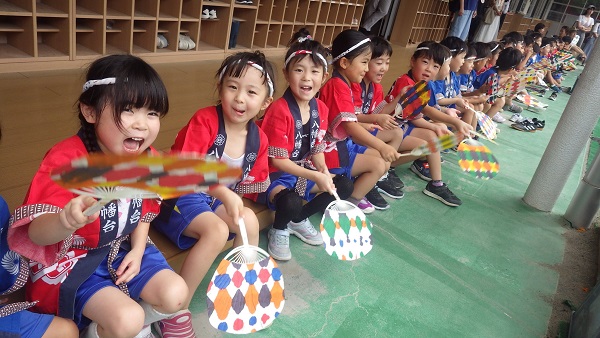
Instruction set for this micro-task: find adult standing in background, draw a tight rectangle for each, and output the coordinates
[468,0,488,42]
[575,5,595,47]
[582,22,599,62]
[473,0,504,42]
[499,0,510,32]
[448,0,479,41]
[359,0,392,36]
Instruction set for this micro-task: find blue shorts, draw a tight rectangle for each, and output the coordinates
[401,122,416,137]
[263,172,318,210]
[152,193,223,250]
[0,310,54,338]
[330,139,367,179]
[74,244,171,329]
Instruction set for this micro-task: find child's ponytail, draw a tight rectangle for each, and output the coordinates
[284,28,330,72]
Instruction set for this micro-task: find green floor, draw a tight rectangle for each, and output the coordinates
[188,69,592,337]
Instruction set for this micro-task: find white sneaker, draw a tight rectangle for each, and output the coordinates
[509,113,523,122]
[288,218,323,245]
[209,9,217,19]
[492,113,506,123]
[268,229,291,261]
[201,8,210,19]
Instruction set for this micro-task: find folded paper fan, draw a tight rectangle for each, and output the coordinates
[207,219,285,334]
[457,139,499,179]
[393,80,430,121]
[51,153,242,199]
[320,195,373,261]
[486,74,500,104]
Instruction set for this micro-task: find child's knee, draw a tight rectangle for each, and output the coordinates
[102,306,145,338]
[240,208,259,232]
[156,275,188,313]
[273,188,303,218]
[333,175,354,200]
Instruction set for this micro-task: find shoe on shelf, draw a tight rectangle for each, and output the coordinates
[376,173,404,199]
[288,218,323,245]
[387,167,404,189]
[157,34,168,48]
[268,229,291,261]
[365,187,390,210]
[423,182,462,207]
[509,113,524,123]
[410,160,432,181]
[201,8,210,19]
[209,9,217,19]
[548,92,558,101]
[492,112,506,123]
[154,310,197,338]
[357,198,375,214]
[503,103,523,114]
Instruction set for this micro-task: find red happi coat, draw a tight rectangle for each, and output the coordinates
[261,88,328,171]
[351,81,385,115]
[171,105,270,200]
[8,135,160,319]
[318,71,361,169]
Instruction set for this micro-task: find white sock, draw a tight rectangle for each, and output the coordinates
[139,300,172,326]
[81,322,100,338]
[133,324,153,338]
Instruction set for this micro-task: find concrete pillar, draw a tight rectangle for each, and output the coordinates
[523,42,600,211]
[564,152,600,228]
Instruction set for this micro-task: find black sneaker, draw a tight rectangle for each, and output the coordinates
[365,187,390,210]
[548,92,557,101]
[376,175,404,199]
[387,167,404,189]
[423,182,462,207]
[410,160,432,181]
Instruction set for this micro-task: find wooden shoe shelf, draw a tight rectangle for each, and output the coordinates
[0,0,364,71]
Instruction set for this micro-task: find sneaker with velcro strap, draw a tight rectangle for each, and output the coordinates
[376,173,404,199]
[410,160,432,181]
[365,187,390,210]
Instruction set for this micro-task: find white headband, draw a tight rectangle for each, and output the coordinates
[219,61,274,97]
[466,56,477,60]
[490,44,499,52]
[331,38,371,63]
[444,56,452,64]
[83,77,116,92]
[284,50,328,72]
[415,46,430,51]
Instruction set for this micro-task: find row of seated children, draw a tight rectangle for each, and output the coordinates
[4,28,475,338]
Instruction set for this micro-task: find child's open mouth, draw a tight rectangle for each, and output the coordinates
[233,108,245,116]
[123,137,143,153]
[300,86,312,93]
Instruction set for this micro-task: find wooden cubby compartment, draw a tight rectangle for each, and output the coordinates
[390,0,450,47]
[0,0,366,70]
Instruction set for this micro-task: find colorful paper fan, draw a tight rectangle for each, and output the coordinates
[320,196,373,261]
[51,153,242,200]
[393,80,430,121]
[207,219,284,334]
[529,58,551,71]
[475,111,497,140]
[457,139,500,179]
[486,74,500,104]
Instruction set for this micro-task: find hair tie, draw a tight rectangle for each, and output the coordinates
[331,38,371,63]
[284,50,328,72]
[298,35,313,43]
[83,77,116,92]
[219,61,274,97]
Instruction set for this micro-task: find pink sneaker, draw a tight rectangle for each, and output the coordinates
[357,198,375,214]
[153,310,197,338]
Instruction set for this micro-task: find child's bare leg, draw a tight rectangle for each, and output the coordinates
[215,206,260,247]
[179,213,229,307]
[392,135,428,166]
[43,317,79,338]
[485,97,505,118]
[83,287,145,338]
[409,128,443,181]
[376,128,404,150]
[364,148,391,171]
[140,269,188,314]
[349,153,386,199]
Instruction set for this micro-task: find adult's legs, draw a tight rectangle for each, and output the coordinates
[448,10,474,41]
[361,0,392,31]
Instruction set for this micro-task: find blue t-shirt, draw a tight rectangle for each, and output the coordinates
[431,72,461,108]
[473,67,498,89]
[464,0,478,11]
